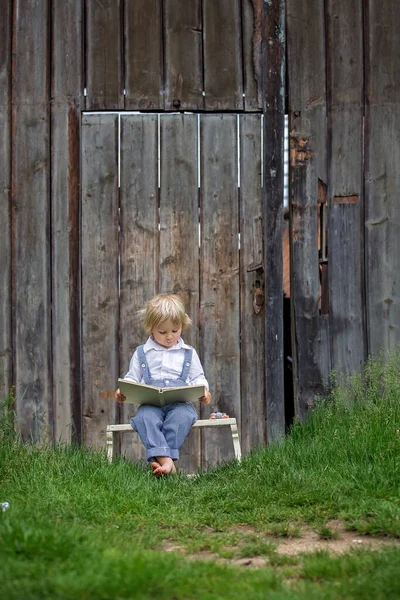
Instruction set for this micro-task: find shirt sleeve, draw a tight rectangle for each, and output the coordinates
[187,348,209,390]
[123,350,142,383]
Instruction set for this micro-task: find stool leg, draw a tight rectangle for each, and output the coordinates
[230,422,242,462]
[106,429,113,463]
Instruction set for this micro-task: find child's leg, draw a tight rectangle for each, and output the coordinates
[161,402,198,461]
[130,405,178,462]
[151,404,196,476]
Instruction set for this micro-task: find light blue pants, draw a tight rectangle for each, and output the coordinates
[130,402,197,461]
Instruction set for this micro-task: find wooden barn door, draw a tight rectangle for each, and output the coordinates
[81,112,264,471]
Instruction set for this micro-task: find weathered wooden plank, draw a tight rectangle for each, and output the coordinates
[164,1,203,110]
[51,105,81,443]
[327,0,366,373]
[286,0,329,423]
[242,0,262,111]
[52,0,83,102]
[119,114,159,462]
[262,0,285,438]
[125,0,163,110]
[86,0,123,110]
[159,114,201,472]
[12,1,52,441]
[0,0,12,398]
[12,106,52,442]
[239,114,265,452]
[81,115,119,448]
[51,0,83,443]
[203,0,243,110]
[200,115,240,467]
[365,1,400,353]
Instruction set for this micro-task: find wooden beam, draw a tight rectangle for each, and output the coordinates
[12,0,52,441]
[365,0,400,352]
[286,0,330,421]
[52,0,83,443]
[262,0,285,442]
[327,0,366,373]
[0,0,12,398]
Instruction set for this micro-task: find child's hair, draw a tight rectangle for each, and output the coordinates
[142,293,192,334]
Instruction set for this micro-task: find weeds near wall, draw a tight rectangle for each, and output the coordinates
[0,381,15,444]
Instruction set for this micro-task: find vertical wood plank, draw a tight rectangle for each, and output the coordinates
[0,0,12,397]
[200,115,240,467]
[239,115,265,452]
[164,1,203,110]
[125,0,163,110]
[119,114,159,462]
[203,0,243,110]
[12,0,52,441]
[52,0,83,442]
[327,0,366,373]
[86,0,123,110]
[262,0,285,438]
[242,0,262,111]
[365,1,400,352]
[159,114,200,472]
[286,0,330,422]
[81,115,119,448]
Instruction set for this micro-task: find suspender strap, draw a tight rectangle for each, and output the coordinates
[137,345,193,384]
[136,345,152,385]
[180,348,193,381]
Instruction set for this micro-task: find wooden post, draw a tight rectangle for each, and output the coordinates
[365,1,400,352]
[52,0,83,444]
[262,0,285,442]
[286,0,330,421]
[0,0,12,399]
[12,0,52,441]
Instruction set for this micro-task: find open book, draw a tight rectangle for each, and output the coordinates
[118,378,206,407]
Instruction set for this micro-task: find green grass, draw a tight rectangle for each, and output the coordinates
[1,350,400,599]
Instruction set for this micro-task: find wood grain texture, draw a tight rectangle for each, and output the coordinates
[327,0,366,373]
[286,0,330,422]
[365,0,400,352]
[203,0,243,110]
[0,0,12,397]
[51,106,81,443]
[125,0,163,109]
[51,0,83,443]
[12,0,52,441]
[81,115,119,448]
[200,115,240,467]
[159,114,200,472]
[52,0,83,101]
[242,0,262,111]
[239,115,265,452]
[86,0,123,109]
[119,114,159,461]
[262,0,285,438]
[164,0,203,110]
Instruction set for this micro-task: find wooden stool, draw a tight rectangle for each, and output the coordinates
[106,418,242,465]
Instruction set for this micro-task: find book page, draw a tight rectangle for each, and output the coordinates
[118,378,205,407]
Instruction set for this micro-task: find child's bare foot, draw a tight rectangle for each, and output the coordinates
[151,457,176,477]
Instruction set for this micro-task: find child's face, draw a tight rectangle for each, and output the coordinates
[151,319,182,349]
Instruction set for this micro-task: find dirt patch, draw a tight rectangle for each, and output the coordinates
[162,520,399,567]
[276,529,393,556]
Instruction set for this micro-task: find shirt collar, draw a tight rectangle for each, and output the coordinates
[143,336,191,352]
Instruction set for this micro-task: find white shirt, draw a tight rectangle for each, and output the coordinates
[124,337,209,390]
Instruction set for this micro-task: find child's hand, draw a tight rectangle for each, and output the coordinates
[199,390,212,405]
[115,388,126,403]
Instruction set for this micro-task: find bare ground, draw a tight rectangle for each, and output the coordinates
[162,520,400,568]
